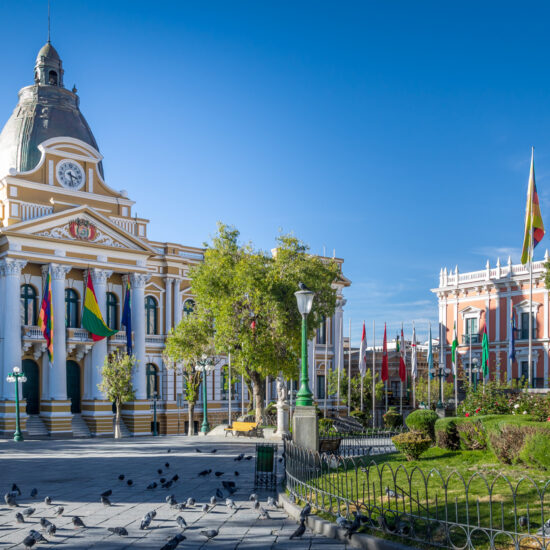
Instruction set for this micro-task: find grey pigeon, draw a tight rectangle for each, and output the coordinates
[15,512,25,523]
[198,469,211,477]
[149,510,157,518]
[195,448,202,453]
[385,486,403,499]
[336,515,350,528]
[235,453,244,461]
[254,500,261,510]
[171,474,179,482]
[234,471,239,476]
[300,503,311,521]
[147,482,157,490]
[267,496,276,508]
[127,479,133,486]
[165,462,170,468]
[162,480,173,489]
[186,497,195,507]
[29,529,48,543]
[259,506,269,519]
[211,449,217,453]
[201,503,209,513]
[160,477,166,483]
[108,527,128,536]
[167,448,171,453]
[44,496,52,505]
[222,481,236,494]
[39,518,50,527]
[290,520,306,539]
[537,519,550,535]
[519,516,529,528]
[215,488,223,499]
[158,469,163,475]
[226,498,236,510]
[160,533,186,550]
[249,493,258,501]
[215,471,224,477]
[210,496,217,505]
[346,514,362,538]
[22,535,36,548]
[30,488,38,498]
[101,496,111,506]
[176,515,187,529]
[53,506,64,517]
[298,281,311,291]
[245,455,252,460]
[200,529,219,540]
[118,474,125,480]
[175,503,187,511]
[45,523,56,536]
[140,515,152,530]
[72,516,85,528]
[22,507,35,517]
[167,495,177,507]
[4,492,17,506]
[11,483,21,496]
[100,489,112,497]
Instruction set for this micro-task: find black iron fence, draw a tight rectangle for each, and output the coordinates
[318,426,403,457]
[285,440,550,549]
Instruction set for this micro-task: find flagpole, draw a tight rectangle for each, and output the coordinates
[428,322,431,409]
[336,316,341,416]
[454,355,458,416]
[399,324,403,417]
[372,320,376,428]
[360,319,364,413]
[324,323,329,417]
[347,318,352,416]
[412,323,416,408]
[528,146,535,388]
[228,352,232,426]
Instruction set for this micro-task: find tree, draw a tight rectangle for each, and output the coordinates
[327,368,384,413]
[414,374,454,407]
[189,223,340,423]
[164,311,215,435]
[97,351,136,439]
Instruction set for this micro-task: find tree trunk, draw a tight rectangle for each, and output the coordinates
[115,401,121,439]
[188,402,195,436]
[249,370,264,425]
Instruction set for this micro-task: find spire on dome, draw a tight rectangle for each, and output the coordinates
[34,41,64,87]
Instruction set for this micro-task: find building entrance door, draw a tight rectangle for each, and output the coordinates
[66,361,81,413]
[22,359,40,415]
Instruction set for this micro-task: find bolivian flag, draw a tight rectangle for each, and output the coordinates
[82,272,118,341]
[38,269,53,362]
[521,148,545,264]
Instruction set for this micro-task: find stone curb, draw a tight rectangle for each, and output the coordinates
[278,493,414,550]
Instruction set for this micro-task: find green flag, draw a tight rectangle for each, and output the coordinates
[481,324,489,378]
[451,322,458,365]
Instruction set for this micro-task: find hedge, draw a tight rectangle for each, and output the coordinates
[406,410,439,442]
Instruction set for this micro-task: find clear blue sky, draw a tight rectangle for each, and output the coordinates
[1,1,549,345]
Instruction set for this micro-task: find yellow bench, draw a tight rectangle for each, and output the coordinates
[224,421,259,437]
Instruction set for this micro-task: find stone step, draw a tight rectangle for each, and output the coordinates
[25,415,49,439]
[71,413,91,438]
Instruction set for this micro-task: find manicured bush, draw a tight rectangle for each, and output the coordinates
[457,420,487,450]
[488,424,537,464]
[392,431,431,460]
[383,407,403,429]
[406,410,439,442]
[519,432,550,470]
[435,418,459,450]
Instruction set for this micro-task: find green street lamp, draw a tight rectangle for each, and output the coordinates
[151,391,158,436]
[6,366,27,442]
[436,365,451,409]
[471,358,480,392]
[196,355,213,434]
[294,288,315,407]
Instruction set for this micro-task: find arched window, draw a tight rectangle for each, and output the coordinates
[20,284,37,325]
[145,296,158,335]
[106,292,118,330]
[146,363,159,399]
[65,288,79,328]
[183,299,195,316]
[48,70,58,86]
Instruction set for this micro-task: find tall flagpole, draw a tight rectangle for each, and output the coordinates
[336,316,341,415]
[228,352,232,426]
[412,322,416,408]
[324,324,329,417]
[347,318,352,416]
[360,319,364,413]
[529,214,534,388]
[372,320,376,428]
[428,322,432,409]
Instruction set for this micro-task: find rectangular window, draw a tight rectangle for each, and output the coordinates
[316,375,325,399]
[464,318,479,343]
[316,317,327,345]
[520,312,535,340]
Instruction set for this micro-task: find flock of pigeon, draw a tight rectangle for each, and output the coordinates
[3,446,312,548]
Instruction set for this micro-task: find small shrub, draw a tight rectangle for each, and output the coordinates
[406,410,439,441]
[318,418,334,433]
[489,425,536,464]
[435,418,459,450]
[350,410,370,428]
[392,431,431,460]
[383,407,403,429]
[519,432,550,470]
[457,420,487,450]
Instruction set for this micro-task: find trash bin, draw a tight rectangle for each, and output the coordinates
[254,443,277,489]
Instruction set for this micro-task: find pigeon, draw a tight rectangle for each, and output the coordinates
[186,497,195,507]
[226,498,236,510]
[278,457,283,463]
[198,469,212,477]
[259,506,270,519]
[140,514,152,530]
[160,477,166,483]
[40,518,54,532]
[160,533,186,550]
[162,480,174,489]
[148,510,157,518]
[165,462,170,468]
[195,448,202,453]
[147,482,157,490]
[234,471,240,476]
[254,500,261,510]
[200,529,219,540]
[118,474,125,480]
[53,506,64,517]
[72,516,85,528]
[298,281,311,291]
[215,471,224,477]
[175,503,187,511]
[336,515,351,529]
[176,515,187,529]
[108,527,128,536]
[44,496,52,505]
[245,455,252,460]
[216,488,223,499]
[300,503,311,521]
[345,514,362,538]
[11,483,21,496]
[158,469,163,475]
[166,495,177,507]
[101,489,112,497]
[235,453,244,461]
[4,493,17,506]
[127,480,133,486]
[45,523,56,536]
[378,515,396,533]
[201,503,210,513]
[222,480,236,492]
[211,449,217,453]
[290,520,306,539]
[30,488,38,498]
[101,496,111,506]
[15,512,25,523]
[22,507,35,517]
[267,496,276,508]
[29,529,48,543]
[249,493,258,501]
[22,534,37,548]
[537,519,550,535]
[385,486,403,499]
[171,474,179,482]
[519,516,529,528]
[210,496,217,505]
[167,448,171,453]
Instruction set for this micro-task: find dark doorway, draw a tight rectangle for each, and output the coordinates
[66,360,81,413]
[22,359,39,415]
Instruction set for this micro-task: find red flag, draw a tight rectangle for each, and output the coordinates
[358,321,367,376]
[399,326,407,383]
[381,323,389,381]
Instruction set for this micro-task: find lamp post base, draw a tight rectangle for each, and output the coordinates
[292,406,318,452]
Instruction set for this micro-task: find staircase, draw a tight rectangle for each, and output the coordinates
[71,414,92,438]
[25,415,49,439]
[113,416,132,438]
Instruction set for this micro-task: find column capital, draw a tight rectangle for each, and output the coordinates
[0,258,27,276]
[165,276,176,285]
[129,273,151,289]
[86,268,113,286]
[44,263,72,280]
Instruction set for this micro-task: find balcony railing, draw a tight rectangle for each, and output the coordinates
[462,334,479,344]
[145,334,165,345]
[518,328,537,340]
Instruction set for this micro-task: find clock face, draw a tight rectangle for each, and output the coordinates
[56,160,85,190]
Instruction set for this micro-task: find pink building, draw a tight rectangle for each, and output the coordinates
[433,255,550,387]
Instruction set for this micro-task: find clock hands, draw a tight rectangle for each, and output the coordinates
[66,171,77,186]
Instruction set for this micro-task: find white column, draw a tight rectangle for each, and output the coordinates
[2,259,27,399]
[130,273,149,400]
[89,269,112,399]
[165,277,174,334]
[41,352,50,400]
[507,288,513,381]
[173,279,182,326]
[48,264,71,400]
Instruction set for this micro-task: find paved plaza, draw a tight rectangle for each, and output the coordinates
[0,436,348,549]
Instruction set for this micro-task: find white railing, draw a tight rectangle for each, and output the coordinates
[21,326,44,339]
[145,335,165,344]
[111,216,136,235]
[178,250,204,261]
[19,202,53,222]
[443,260,546,287]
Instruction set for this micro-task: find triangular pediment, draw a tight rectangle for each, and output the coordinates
[3,205,155,254]
[459,305,483,317]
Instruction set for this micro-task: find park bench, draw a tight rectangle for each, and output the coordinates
[225,421,259,437]
[318,437,341,455]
